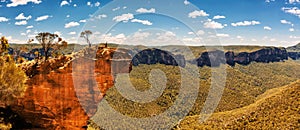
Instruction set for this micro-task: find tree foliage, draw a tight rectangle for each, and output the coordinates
[80,30,92,47]
[0,37,9,55]
[35,32,68,61]
[0,56,27,107]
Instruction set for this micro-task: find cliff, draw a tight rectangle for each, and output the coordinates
[193,47,288,67]
[131,48,186,67]
[11,47,132,129]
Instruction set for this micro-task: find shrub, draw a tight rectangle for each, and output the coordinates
[0,56,27,107]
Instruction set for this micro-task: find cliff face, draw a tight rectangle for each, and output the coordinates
[194,47,288,67]
[11,48,132,129]
[131,48,186,67]
[288,52,300,60]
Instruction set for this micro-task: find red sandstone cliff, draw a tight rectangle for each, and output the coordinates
[11,47,132,129]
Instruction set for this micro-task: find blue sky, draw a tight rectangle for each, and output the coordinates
[0,0,299,47]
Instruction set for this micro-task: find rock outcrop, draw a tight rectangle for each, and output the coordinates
[288,52,300,60]
[131,48,186,67]
[193,47,288,67]
[11,47,132,129]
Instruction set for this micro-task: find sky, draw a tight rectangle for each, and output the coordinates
[0,0,300,47]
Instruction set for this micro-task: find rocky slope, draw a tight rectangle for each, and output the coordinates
[11,47,132,129]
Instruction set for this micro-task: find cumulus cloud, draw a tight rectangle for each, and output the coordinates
[131,19,152,25]
[204,20,224,29]
[64,21,80,28]
[15,20,27,25]
[231,20,260,26]
[26,25,33,29]
[264,26,272,30]
[68,31,76,35]
[0,17,9,22]
[35,15,51,21]
[7,0,42,7]
[79,19,86,23]
[280,19,292,25]
[15,13,32,20]
[282,7,300,18]
[54,31,62,36]
[112,7,120,11]
[188,10,209,18]
[95,1,100,7]
[60,0,69,6]
[113,13,134,22]
[289,28,295,31]
[216,33,230,37]
[288,0,300,4]
[93,14,107,20]
[136,8,156,13]
[184,0,190,5]
[213,15,226,19]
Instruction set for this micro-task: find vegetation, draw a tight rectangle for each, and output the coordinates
[0,55,27,107]
[80,30,93,47]
[89,60,300,129]
[35,32,68,61]
[176,80,300,129]
[0,37,9,55]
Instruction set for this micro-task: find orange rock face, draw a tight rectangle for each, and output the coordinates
[11,48,132,129]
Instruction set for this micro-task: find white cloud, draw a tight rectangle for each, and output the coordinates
[231,20,260,26]
[66,15,70,18]
[95,1,100,7]
[237,35,243,39]
[60,0,69,6]
[15,13,32,20]
[64,21,80,28]
[68,31,76,35]
[7,0,42,7]
[35,15,51,21]
[288,0,300,4]
[282,7,300,18]
[26,25,33,29]
[188,10,209,18]
[184,0,190,5]
[15,20,27,25]
[280,19,294,27]
[131,19,152,25]
[94,14,107,19]
[196,30,205,35]
[216,33,230,37]
[26,29,31,33]
[54,31,62,36]
[289,28,295,31]
[188,32,194,35]
[265,0,275,3]
[213,15,226,19]
[113,13,134,22]
[112,7,120,11]
[87,1,91,6]
[0,17,9,22]
[264,26,272,30]
[21,33,26,36]
[73,4,77,7]
[136,8,156,13]
[204,20,224,29]
[79,19,86,23]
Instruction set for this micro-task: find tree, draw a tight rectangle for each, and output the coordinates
[0,55,27,107]
[35,32,68,61]
[80,30,93,47]
[0,36,9,55]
